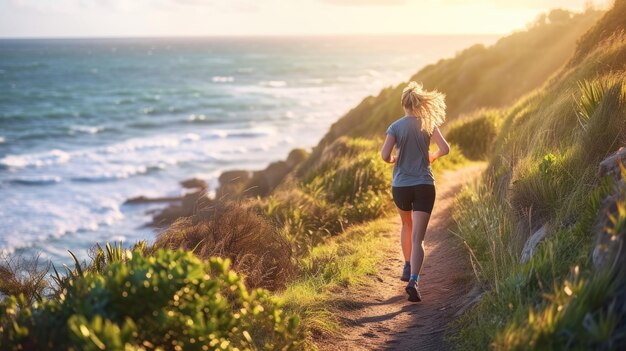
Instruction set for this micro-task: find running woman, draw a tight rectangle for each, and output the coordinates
[380,81,450,302]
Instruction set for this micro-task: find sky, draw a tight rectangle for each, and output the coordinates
[0,0,610,38]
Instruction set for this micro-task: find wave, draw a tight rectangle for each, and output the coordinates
[260,80,288,88]
[212,76,235,83]
[101,133,200,154]
[208,127,274,139]
[8,175,62,186]
[68,125,106,135]
[0,136,5,144]
[0,201,124,255]
[71,165,152,182]
[0,149,71,169]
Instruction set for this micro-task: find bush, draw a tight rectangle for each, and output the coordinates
[0,254,49,305]
[0,249,300,350]
[154,202,293,291]
[254,137,394,254]
[446,109,502,160]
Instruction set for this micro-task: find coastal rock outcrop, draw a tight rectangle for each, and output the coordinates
[149,148,308,228]
[592,147,626,272]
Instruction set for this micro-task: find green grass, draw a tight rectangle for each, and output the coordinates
[313,9,601,151]
[278,218,396,348]
[445,109,503,160]
[447,2,626,349]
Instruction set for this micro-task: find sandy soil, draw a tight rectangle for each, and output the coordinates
[319,164,486,351]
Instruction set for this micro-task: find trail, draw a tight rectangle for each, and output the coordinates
[321,163,486,351]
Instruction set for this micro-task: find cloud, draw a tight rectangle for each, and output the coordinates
[321,0,407,6]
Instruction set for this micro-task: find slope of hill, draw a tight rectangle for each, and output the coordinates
[315,9,602,152]
[0,4,619,350]
[449,1,626,349]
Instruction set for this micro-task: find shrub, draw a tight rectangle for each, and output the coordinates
[154,202,293,291]
[446,109,502,160]
[0,249,300,350]
[0,254,49,305]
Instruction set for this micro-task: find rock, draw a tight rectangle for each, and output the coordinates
[216,170,252,198]
[125,195,182,204]
[520,224,550,264]
[218,170,252,185]
[245,161,291,197]
[180,178,207,189]
[151,188,211,227]
[592,191,626,271]
[598,147,626,182]
[592,149,626,272]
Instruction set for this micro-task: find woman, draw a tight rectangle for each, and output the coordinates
[380,81,450,302]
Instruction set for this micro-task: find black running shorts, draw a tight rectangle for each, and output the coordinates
[391,184,436,213]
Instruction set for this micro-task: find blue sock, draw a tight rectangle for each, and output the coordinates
[410,274,419,283]
[404,261,410,267]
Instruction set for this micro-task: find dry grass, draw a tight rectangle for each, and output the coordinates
[153,202,293,291]
[0,253,49,304]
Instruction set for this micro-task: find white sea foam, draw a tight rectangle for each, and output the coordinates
[9,175,62,185]
[188,114,207,121]
[71,165,149,182]
[0,149,71,169]
[0,136,5,143]
[69,125,104,135]
[212,76,235,83]
[260,80,287,88]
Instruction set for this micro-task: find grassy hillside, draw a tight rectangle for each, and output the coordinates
[0,5,618,350]
[449,1,626,349]
[316,9,602,152]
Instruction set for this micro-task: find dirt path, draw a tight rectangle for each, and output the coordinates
[321,163,486,351]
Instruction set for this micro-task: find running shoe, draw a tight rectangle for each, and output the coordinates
[405,278,422,302]
[400,262,411,282]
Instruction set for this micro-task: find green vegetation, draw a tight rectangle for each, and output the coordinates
[0,3,620,349]
[279,218,395,347]
[446,109,503,160]
[449,1,626,349]
[316,8,601,150]
[250,137,394,255]
[0,249,299,350]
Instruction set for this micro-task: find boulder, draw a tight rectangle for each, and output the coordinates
[180,178,208,189]
[592,148,626,272]
[216,170,252,198]
[592,191,625,271]
[125,195,181,204]
[520,224,550,264]
[598,146,626,183]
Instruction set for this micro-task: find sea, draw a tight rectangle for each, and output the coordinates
[0,35,498,266]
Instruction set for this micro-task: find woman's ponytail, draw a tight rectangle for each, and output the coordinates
[401,81,446,135]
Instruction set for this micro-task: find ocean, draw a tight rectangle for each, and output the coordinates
[0,35,498,266]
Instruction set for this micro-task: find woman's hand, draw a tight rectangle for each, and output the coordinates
[389,155,397,164]
[429,152,436,164]
[429,127,450,164]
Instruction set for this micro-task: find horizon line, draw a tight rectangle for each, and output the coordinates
[0,32,506,41]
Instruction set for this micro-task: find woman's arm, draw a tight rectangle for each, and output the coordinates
[429,126,450,163]
[381,134,396,164]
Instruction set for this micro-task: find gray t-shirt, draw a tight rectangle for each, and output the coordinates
[386,116,435,187]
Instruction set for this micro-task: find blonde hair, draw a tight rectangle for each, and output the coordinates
[401,81,446,135]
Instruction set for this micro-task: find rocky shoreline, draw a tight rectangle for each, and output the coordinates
[126,148,309,228]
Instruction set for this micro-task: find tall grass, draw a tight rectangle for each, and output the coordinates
[448,3,626,348]
[279,218,394,347]
[446,109,503,160]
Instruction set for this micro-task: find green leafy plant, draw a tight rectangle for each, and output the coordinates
[1,248,300,350]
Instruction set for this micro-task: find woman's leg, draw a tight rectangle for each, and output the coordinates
[410,211,431,278]
[398,208,412,262]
